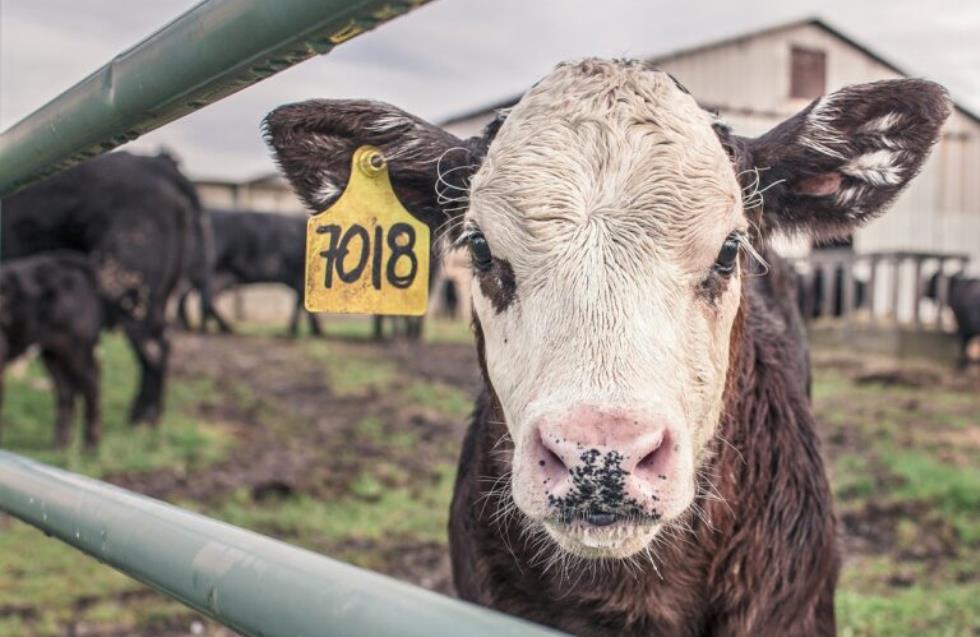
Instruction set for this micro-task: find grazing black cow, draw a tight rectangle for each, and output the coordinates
[926,271,980,366]
[1,151,208,424]
[175,208,321,337]
[0,252,103,448]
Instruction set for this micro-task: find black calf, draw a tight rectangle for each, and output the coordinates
[2,151,204,425]
[0,252,103,448]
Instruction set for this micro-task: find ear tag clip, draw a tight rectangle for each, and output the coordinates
[305,146,430,315]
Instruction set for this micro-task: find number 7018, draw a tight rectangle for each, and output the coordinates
[316,222,418,290]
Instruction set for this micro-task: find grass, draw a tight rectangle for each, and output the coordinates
[1,333,232,477]
[0,516,193,636]
[0,326,468,635]
[400,381,473,420]
[0,332,240,636]
[837,584,978,637]
[210,465,456,550]
[812,364,980,637]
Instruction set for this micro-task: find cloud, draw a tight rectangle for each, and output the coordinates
[2,0,978,181]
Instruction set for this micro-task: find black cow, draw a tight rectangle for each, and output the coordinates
[926,272,980,366]
[1,151,210,424]
[176,209,321,337]
[0,252,103,448]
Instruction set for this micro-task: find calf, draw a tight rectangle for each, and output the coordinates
[2,151,210,425]
[0,252,103,448]
[265,60,948,635]
[176,209,321,337]
[926,272,980,366]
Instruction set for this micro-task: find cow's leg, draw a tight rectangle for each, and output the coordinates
[408,316,424,341]
[204,299,234,334]
[41,352,75,448]
[288,294,303,338]
[74,350,102,449]
[197,285,214,335]
[0,363,5,446]
[307,309,323,337]
[958,334,971,370]
[203,274,234,334]
[123,322,169,426]
[176,288,194,331]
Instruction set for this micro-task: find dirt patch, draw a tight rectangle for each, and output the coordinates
[840,500,959,560]
[389,341,482,394]
[101,333,479,602]
[335,536,455,595]
[854,368,943,388]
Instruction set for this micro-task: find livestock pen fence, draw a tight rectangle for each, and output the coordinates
[792,249,970,329]
[0,1,558,635]
[791,248,971,362]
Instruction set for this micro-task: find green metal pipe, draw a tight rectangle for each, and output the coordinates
[0,0,432,196]
[0,450,562,637]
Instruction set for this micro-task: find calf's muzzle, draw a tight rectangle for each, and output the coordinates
[530,407,680,525]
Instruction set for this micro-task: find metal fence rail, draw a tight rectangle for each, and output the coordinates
[0,2,562,633]
[0,450,560,637]
[0,0,432,196]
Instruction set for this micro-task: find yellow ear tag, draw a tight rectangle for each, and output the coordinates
[305,146,429,316]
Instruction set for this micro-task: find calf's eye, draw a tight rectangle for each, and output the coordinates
[713,233,741,275]
[468,231,493,272]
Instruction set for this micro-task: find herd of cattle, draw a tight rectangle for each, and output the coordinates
[0,151,428,448]
[0,149,978,450]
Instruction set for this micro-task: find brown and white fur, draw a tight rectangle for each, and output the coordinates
[264,59,950,636]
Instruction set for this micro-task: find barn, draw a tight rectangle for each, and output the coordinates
[195,172,305,214]
[435,18,980,338]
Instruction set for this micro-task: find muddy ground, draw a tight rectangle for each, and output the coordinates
[1,324,977,636]
[133,332,481,597]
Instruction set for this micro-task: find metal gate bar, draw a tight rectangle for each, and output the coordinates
[0,450,560,637]
[0,0,432,196]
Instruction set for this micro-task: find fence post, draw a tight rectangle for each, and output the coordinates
[912,255,924,327]
[867,254,879,322]
[889,255,902,322]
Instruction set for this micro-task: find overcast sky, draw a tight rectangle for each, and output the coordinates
[2,0,979,181]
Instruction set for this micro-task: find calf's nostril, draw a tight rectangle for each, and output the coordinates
[541,444,566,471]
[637,448,660,470]
[636,431,668,473]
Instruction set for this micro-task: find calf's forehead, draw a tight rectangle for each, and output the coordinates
[468,60,743,258]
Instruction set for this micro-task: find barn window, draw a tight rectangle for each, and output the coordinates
[790,46,826,99]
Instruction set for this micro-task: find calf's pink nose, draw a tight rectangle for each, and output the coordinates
[533,407,674,495]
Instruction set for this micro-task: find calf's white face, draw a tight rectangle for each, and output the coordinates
[464,61,745,556]
[265,58,950,561]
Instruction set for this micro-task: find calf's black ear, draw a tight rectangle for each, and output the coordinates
[263,99,484,231]
[738,79,951,240]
